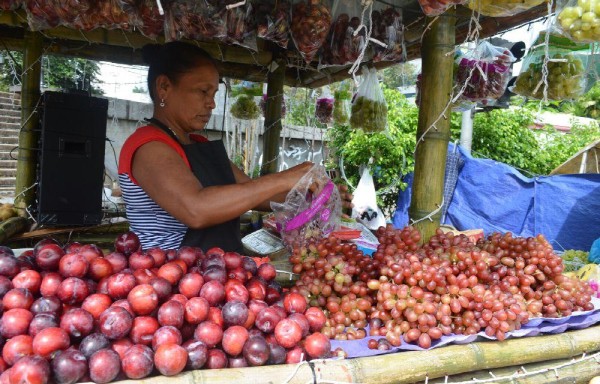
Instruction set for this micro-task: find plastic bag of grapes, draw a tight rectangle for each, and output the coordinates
[271,164,342,250]
[556,0,600,43]
[350,67,388,133]
[467,0,546,17]
[319,0,365,67]
[454,41,515,103]
[512,32,593,100]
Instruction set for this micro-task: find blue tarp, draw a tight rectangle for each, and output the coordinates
[393,144,600,251]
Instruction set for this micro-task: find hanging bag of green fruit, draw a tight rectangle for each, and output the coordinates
[230,81,262,120]
[350,67,388,133]
[333,80,352,125]
[467,0,547,17]
[512,32,593,100]
[556,0,600,43]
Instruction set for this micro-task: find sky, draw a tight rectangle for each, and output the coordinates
[97,19,549,102]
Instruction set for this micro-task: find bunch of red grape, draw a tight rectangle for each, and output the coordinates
[0,233,331,384]
[289,225,595,349]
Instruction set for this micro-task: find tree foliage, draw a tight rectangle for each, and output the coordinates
[0,51,103,95]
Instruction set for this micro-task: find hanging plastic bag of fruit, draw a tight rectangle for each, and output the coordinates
[290,0,333,64]
[352,167,386,231]
[319,0,365,67]
[164,0,226,42]
[556,0,600,43]
[72,0,132,31]
[454,41,515,103]
[222,1,257,51]
[119,0,164,39]
[231,81,262,120]
[333,80,352,125]
[512,32,592,100]
[467,0,546,17]
[25,0,89,30]
[255,0,290,48]
[350,68,388,133]
[1,0,22,10]
[315,86,334,124]
[271,164,342,249]
[260,94,287,118]
[371,4,405,63]
[417,0,468,16]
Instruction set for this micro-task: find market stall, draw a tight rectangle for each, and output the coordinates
[1,1,600,384]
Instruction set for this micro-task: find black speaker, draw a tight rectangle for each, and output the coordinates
[36,91,108,226]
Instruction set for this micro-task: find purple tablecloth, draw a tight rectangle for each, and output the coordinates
[330,297,600,358]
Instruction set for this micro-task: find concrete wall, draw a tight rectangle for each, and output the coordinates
[104,95,329,184]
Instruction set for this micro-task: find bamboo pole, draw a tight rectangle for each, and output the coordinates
[94,325,600,384]
[260,58,286,176]
[429,354,600,384]
[409,13,456,242]
[14,30,43,218]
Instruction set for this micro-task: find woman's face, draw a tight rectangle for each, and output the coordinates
[160,63,220,132]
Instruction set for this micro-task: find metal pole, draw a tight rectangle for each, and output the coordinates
[460,107,474,154]
[14,31,42,218]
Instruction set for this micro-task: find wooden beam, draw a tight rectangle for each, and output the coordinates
[14,30,42,219]
[260,58,286,175]
[409,12,456,242]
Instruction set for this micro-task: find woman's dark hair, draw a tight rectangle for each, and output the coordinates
[142,41,217,102]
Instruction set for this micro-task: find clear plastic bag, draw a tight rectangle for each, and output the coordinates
[164,0,226,42]
[231,95,260,120]
[271,164,342,249]
[333,82,352,125]
[255,0,291,48]
[315,86,334,124]
[371,4,405,63]
[417,0,467,16]
[25,0,89,30]
[467,0,546,17]
[320,0,364,67]
[72,0,132,31]
[352,167,386,231]
[350,68,388,133]
[513,32,592,100]
[0,0,22,10]
[455,41,515,103]
[290,0,333,64]
[556,0,600,43]
[223,1,257,50]
[119,0,164,39]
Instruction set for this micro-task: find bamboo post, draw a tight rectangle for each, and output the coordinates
[14,30,43,218]
[409,13,456,242]
[96,325,600,384]
[260,57,285,176]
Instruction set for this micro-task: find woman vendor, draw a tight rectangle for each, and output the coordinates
[118,41,351,252]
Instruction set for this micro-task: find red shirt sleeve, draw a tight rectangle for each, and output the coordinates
[118,125,190,185]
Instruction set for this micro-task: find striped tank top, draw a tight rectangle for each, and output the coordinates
[118,125,208,250]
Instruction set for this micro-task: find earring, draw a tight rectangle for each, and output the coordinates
[160,99,165,107]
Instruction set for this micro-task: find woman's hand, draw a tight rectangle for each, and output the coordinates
[280,161,314,190]
[338,184,353,218]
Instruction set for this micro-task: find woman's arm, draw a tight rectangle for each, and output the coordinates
[229,162,288,211]
[131,141,312,229]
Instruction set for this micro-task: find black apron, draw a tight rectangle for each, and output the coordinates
[146,118,243,253]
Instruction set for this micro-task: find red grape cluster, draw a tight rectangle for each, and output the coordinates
[289,225,595,349]
[0,233,331,384]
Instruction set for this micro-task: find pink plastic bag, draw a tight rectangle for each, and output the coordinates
[271,165,342,249]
